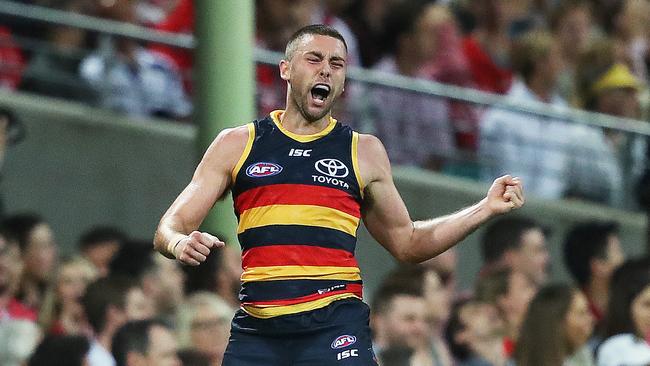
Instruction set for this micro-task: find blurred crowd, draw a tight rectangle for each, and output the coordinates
[0,1,650,364]
[0,0,649,209]
[0,212,649,366]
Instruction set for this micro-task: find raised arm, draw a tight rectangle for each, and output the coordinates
[358,134,524,263]
[153,125,249,265]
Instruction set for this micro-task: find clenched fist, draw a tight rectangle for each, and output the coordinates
[173,231,225,266]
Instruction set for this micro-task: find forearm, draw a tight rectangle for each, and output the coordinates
[153,213,194,259]
[405,198,493,263]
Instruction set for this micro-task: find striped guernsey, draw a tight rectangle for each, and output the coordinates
[231,110,365,319]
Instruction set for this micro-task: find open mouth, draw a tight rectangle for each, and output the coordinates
[310,84,331,104]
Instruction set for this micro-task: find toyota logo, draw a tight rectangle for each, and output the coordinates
[315,158,349,178]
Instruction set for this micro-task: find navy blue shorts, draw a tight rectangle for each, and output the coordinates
[222,299,378,365]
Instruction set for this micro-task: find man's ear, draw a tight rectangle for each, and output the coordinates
[280,59,290,81]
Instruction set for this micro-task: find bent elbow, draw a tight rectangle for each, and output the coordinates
[394,247,425,264]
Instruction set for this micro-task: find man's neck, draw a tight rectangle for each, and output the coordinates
[280,105,331,135]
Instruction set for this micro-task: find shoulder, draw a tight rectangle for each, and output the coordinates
[357,133,391,185]
[201,124,252,169]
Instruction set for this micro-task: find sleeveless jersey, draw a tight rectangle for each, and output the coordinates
[231,110,365,319]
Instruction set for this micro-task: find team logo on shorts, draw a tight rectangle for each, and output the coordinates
[331,335,357,349]
[246,162,283,178]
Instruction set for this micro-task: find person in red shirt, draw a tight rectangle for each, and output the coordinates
[461,0,513,94]
[0,26,25,90]
[149,0,194,93]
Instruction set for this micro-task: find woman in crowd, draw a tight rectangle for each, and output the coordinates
[515,284,595,366]
[597,256,650,366]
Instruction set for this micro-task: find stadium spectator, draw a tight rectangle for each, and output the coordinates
[0,25,25,90]
[461,0,513,94]
[573,39,643,205]
[176,292,234,366]
[149,0,194,93]
[0,319,41,366]
[445,298,507,366]
[379,265,454,365]
[39,256,97,335]
[109,240,178,321]
[82,276,139,366]
[420,3,480,155]
[27,334,90,366]
[183,244,241,309]
[341,0,405,68]
[563,221,625,332]
[371,284,440,366]
[2,214,58,311]
[80,0,192,119]
[549,1,596,104]
[475,266,539,358]
[78,226,126,278]
[19,0,97,104]
[0,228,35,321]
[481,30,622,205]
[515,284,595,366]
[255,0,315,117]
[479,30,569,200]
[598,256,650,365]
[605,0,650,83]
[421,246,458,296]
[480,216,549,285]
[111,319,180,366]
[368,0,456,170]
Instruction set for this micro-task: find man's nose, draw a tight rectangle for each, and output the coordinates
[319,63,331,78]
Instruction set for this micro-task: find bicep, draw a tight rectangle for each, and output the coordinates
[358,135,413,258]
[163,127,247,229]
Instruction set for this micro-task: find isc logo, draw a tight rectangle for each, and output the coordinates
[336,349,359,360]
[245,162,283,178]
[331,335,357,349]
[288,148,312,157]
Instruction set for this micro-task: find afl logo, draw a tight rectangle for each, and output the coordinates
[315,158,349,178]
[331,335,357,350]
[246,162,283,178]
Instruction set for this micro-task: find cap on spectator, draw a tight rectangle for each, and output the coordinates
[591,63,642,94]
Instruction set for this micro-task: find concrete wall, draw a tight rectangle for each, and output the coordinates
[1,91,647,300]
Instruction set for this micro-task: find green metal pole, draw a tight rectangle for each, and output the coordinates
[195,0,254,244]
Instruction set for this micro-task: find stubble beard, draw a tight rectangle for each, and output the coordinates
[291,91,331,123]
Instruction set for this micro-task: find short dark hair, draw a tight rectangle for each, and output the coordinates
[82,276,134,333]
[445,298,473,361]
[109,240,155,281]
[563,221,619,286]
[510,31,555,84]
[1,213,46,251]
[28,335,90,366]
[112,319,170,366]
[371,266,425,315]
[383,0,432,54]
[481,216,543,264]
[78,226,127,251]
[604,256,650,338]
[285,24,347,60]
